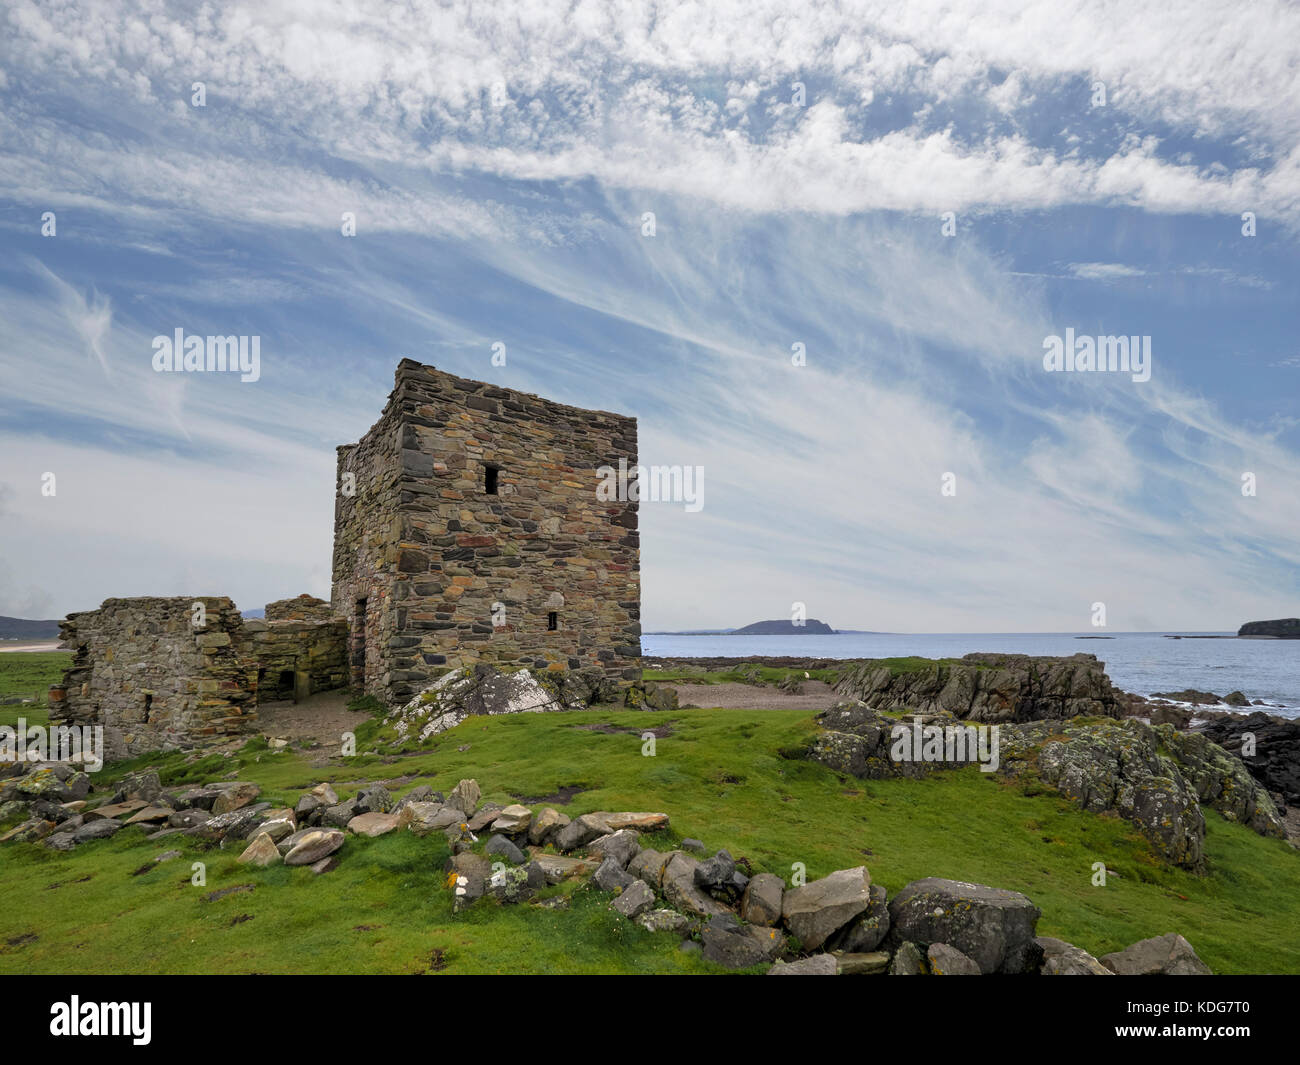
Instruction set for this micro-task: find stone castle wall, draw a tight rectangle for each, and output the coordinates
[52,595,348,758]
[52,596,257,761]
[332,359,641,705]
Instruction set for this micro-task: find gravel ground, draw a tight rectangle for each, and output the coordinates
[670,679,838,711]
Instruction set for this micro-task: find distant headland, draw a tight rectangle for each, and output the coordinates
[1238,618,1300,639]
[730,618,836,635]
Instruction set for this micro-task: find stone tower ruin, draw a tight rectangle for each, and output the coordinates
[331,359,641,705]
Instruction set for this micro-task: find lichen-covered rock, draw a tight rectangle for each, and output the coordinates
[1100,933,1212,975]
[768,954,838,976]
[1036,936,1112,975]
[781,866,873,951]
[528,807,569,846]
[741,873,785,927]
[701,914,785,969]
[612,879,655,918]
[387,666,567,742]
[927,943,981,975]
[829,883,890,952]
[835,653,1123,722]
[888,878,1042,974]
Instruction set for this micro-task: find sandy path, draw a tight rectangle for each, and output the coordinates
[670,679,838,711]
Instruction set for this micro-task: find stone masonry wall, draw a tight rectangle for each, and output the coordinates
[265,594,335,623]
[238,617,349,702]
[51,596,257,761]
[52,595,349,758]
[332,360,641,705]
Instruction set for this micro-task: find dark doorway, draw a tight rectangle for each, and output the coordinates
[354,597,368,685]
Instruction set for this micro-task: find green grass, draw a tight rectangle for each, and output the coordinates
[0,651,70,728]
[1,704,1297,974]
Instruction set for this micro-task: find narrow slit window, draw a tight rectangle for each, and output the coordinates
[485,466,499,495]
[547,611,558,631]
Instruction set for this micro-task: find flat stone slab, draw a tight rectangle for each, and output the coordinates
[528,852,600,884]
[124,806,174,824]
[84,800,148,822]
[347,812,400,837]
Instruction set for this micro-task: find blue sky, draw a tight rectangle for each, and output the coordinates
[1,0,1297,632]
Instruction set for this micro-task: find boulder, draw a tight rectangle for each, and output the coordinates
[1199,712,1300,806]
[310,782,339,805]
[486,863,534,903]
[662,853,731,918]
[447,779,481,817]
[1,817,56,843]
[73,818,122,843]
[113,769,163,804]
[490,804,533,836]
[555,813,614,852]
[211,782,260,815]
[889,941,927,975]
[84,800,148,822]
[768,955,838,976]
[387,666,568,743]
[1036,936,1112,975]
[593,857,637,893]
[167,808,210,829]
[701,914,786,969]
[528,852,600,884]
[528,807,569,846]
[283,829,345,866]
[124,806,173,825]
[587,829,641,869]
[446,852,492,910]
[598,812,670,832]
[740,873,785,927]
[172,785,224,811]
[397,802,464,836]
[612,879,655,918]
[355,784,394,815]
[628,848,672,890]
[835,951,890,975]
[346,812,399,837]
[781,866,873,951]
[637,909,693,934]
[485,834,527,865]
[694,849,736,890]
[1100,933,1212,975]
[927,943,981,975]
[888,878,1042,974]
[829,883,890,952]
[322,799,363,828]
[237,834,282,867]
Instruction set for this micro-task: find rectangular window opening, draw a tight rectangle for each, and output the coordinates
[485,466,499,495]
[547,611,558,631]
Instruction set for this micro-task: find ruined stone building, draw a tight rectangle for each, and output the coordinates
[51,360,640,756]
[333,359,641,705]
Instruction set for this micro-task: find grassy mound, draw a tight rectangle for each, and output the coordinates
[2,701,1298,974]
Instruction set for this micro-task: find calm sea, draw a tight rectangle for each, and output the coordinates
[642,631,1300,719]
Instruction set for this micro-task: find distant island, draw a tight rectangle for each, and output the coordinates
[730,618,836,635]
[1238,618,1300,639]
